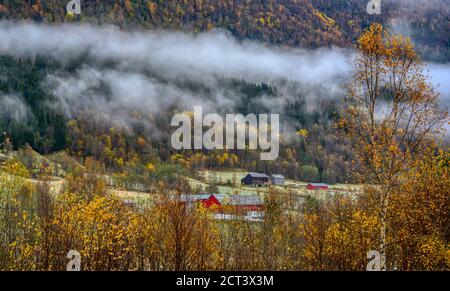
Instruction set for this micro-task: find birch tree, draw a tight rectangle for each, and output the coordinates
[339,23,448,270]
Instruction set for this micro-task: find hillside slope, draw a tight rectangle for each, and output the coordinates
[0,0,344,48]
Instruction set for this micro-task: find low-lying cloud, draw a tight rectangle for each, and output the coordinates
[0,21,350,86]
[0,94,32,122]
[0,21,448,137]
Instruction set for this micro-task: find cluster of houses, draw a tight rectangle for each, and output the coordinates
[175,173,330,222]
[240,172,329,190]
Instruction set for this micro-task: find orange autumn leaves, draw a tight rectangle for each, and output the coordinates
[340,23,448,270]
[0,23,448,271]
[0,153,448,271]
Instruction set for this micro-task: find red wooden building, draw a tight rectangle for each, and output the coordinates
[306,183,329,190]
[180,194,264,214]
[200,195,221,208]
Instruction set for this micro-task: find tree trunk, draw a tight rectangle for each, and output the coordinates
[379,191,389,271]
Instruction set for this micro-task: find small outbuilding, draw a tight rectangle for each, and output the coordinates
[306,183,329,190]
[270,174,285,186]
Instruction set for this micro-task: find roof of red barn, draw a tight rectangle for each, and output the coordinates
[307,183,329,187]
[213,194,263,206]
[177,194,264,207]
[203,195,221,205]
[178,194,211,203]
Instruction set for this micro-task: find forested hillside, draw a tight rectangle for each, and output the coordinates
[0,0,448,184]
[0,51,352,184]
[0,0,449,60]
[0,0,352,48]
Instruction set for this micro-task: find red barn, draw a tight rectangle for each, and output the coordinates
[200,195,221,208]
[178,194,223,209]
[306,183,329,190]
[179,194,264,216]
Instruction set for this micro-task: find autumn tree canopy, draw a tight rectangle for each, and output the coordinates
[339,23,448,270]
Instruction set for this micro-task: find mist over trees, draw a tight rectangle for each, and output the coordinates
[0,22,357,183]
